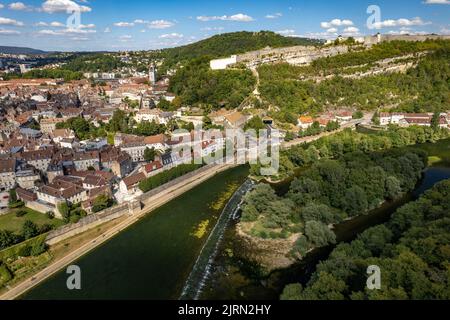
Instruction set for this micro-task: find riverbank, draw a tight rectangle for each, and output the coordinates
[0,163,235,300]
[201,138,450,300]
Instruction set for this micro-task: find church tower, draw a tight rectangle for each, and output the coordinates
[149,63,157,85]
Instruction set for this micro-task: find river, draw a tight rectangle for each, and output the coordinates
[20,139,450,300]
[199,139,450,300]
[22,166,249,300]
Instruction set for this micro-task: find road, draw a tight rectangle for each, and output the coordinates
[281,119,364,150]
[0,163,233,300]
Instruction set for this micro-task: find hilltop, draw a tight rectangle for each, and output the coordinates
[0,46,48,55]
[161,31,323,67]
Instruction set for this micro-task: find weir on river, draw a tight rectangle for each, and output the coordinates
[180,179,254,300]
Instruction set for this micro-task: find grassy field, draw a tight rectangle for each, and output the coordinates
[0,208,64,233]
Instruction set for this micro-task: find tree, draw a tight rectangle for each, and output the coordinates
[8,189,17,204]
[301,203,335,225]
[110,110,129,133]
[304,221,336,247]
[385,176,402,200]
[144,147,157,162]
[22,220,39,240]
[353,111,364,119]
[0,230,21,250]
[280,284,303,300]
[244,116,266,133]
[343,186,368,216]
[431,112,440,131]
[58,202,71,222]
[92,194,114,213]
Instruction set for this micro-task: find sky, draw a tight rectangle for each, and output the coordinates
[0,0,449,51]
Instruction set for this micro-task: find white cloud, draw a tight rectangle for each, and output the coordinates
[0,17,24,26]
[321,19,353,29]
[440,27,450,35]
[8,2,30,11]
[197,13,254,22]
[148,20,175,29]
[159,32,183,39]
[71,37,89,41]
[0,28,20,35]
[50,21,65,27]
[326,27,338,33]
[276,29,295,35]
[114,22,134,27]
[265,13,282,19]
[104,27,111,33]
[41,0,91,14]
[0,4,4,9]
[424,0,450,4]
[343,26,359,33]
[38,27,96,36]
[372,17,430,29]
[387,29,429,35]
[119,34,132,42]
[79,23,95,29]
[201,26,224,31]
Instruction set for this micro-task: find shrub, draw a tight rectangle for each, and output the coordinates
[46,211,55,220]
[18,245,32,257]
[15,210,27,218]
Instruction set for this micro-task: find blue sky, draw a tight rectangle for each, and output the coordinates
[0,0,449,51]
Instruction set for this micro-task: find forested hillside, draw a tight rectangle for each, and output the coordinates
[258,40,450,121]
[281,179,450,300]
[161,31,321,68]
[169,57,256,109]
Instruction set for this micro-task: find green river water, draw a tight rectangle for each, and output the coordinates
[22,166,249,300]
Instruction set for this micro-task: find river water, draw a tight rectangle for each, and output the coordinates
[22,166,249,300]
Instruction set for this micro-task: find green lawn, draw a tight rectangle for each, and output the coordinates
[0,208,64,233]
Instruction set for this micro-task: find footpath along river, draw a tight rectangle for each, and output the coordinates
[22,166,249,300]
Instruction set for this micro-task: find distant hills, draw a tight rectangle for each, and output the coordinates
[0,46,48,55]
[161,31,323,67]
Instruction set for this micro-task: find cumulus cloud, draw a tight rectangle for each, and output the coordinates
[201,26,224,31]
[8,2,30,11]
[114,22,134,27]
[159,32,183,39]
[0,17,24,26]
[148,20,175,29]
[197,13,254,22]
[265,13,282,19]
[41,0,91,14]
[38,27,96,36]
[0,4,4,9]
[372,17,430,29]
[276,29,296,35]
[423,0,450,4]
[0,28,20,35]
[320,19,353,29]
[343,26,359,33]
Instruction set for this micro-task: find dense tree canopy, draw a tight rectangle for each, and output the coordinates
[281,179,450,300]
[169,57,256,109]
